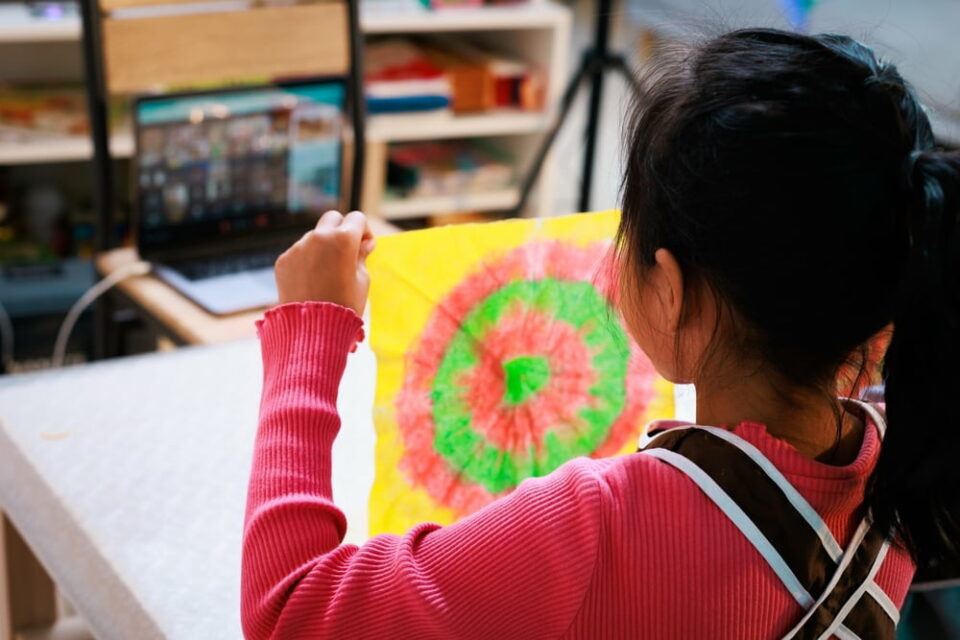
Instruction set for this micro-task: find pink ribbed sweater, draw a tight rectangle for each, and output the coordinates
[242,302,915,639]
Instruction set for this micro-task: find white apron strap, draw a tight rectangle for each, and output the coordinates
[639,425,898,639]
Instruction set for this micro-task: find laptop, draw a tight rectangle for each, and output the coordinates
[133,78,346,315]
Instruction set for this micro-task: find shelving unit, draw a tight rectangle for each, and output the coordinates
[0,130,133,165]
[0,4,80,42]
[0,2,569,39]
[380,187,519,219]
[361,3,568,33]
[361,2,570,219]
[368,109,549,142]
[0,2,570,220]
[0,3,90,169]
[0,107,548,167]
[0,5,121,375]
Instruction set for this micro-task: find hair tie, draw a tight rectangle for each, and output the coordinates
[903,149,925,190]
[902,149,947,257]
[903,148,944,216]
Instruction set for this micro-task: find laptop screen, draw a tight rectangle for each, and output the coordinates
[134,79,346,253]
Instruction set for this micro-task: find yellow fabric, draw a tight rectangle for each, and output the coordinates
[367,211,674,536]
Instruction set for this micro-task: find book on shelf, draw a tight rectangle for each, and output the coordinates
[366,39,452,115]
[0,84,128,144]
[0,85,87,141]
[489,57,544,111]
[386,139,514,199]
[420,36,545,112]
[366,37,544,116]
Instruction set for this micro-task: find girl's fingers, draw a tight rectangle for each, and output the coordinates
[316,210,344,229]
[343,210,372,239]
[360,237,377,260]
[343,211,375,256]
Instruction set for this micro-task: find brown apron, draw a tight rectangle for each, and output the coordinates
[638,399,899,640]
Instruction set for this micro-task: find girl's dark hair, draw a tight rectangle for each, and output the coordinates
[618,28,960,567]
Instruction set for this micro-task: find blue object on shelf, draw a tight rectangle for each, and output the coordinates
[367,95,450,114]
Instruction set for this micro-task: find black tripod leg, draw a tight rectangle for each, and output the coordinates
[578,0,614,213]
[608,55,641,94]
[510,54,597,217]
[578,70,604,213]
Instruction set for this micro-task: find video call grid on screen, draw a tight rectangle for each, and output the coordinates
[135,81,345,247]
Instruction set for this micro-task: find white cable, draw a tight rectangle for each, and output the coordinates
[52,261,152,368]
[0,299,13,373]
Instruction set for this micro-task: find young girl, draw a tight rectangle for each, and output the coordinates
[242,29,960,639]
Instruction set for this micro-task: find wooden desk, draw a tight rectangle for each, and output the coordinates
[0,338,377,639]
[95,216,400,346]
[95,248,263,346]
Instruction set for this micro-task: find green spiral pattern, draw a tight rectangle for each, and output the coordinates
[430,278,631,493]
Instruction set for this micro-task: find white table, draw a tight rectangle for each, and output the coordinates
[0,338,377,639]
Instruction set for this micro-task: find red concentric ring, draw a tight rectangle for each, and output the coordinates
[395,241,660,516]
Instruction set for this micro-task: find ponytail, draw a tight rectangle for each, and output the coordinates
[615,26,960,568]
[873,148,960,569]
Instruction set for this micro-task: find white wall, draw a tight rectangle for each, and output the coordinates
[551,0,960,216]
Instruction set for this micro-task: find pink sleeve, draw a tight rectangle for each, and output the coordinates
[242,302,603,640]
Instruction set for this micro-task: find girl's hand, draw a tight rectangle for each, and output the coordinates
[274,210,376,315]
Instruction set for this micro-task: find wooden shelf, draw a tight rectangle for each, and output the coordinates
[0,5,80,43]
[380,188,518,219]
[368,109,549,142]
[0,109,549,163]
[0,1,567,222]
[361,3,567,33]
[0,132,133,165]
[0,2,566,43]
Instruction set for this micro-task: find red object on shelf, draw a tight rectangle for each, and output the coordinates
[367,58,445,84]
[366,40,446,84]
[366,40,453,113]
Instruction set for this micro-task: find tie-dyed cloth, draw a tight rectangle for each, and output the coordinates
[366,211,674,535]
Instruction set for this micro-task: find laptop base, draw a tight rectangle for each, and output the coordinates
[154,264,278,316]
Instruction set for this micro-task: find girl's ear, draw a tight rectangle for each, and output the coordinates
[653,248,684,332]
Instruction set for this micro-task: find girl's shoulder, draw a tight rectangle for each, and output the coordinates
[510,450,692,519]
[549,436,712,514]
[583,416,884,535]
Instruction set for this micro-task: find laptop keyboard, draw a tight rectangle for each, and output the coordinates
[168,247,285,282]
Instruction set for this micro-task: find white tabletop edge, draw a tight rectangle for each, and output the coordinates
[0,337,378,639]
[0,418,164,639]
